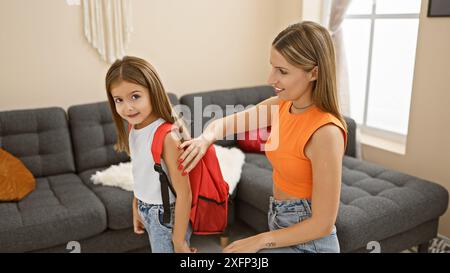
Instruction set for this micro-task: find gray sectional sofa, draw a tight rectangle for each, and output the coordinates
[0,86,448,253]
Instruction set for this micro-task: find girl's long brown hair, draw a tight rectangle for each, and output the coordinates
[272,21,347,132]
[105,56,185,155]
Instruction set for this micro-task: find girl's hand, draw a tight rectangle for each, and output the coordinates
[178,133,214,174]
[132,200,145,235]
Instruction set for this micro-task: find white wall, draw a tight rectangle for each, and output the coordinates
[0,0,302,111]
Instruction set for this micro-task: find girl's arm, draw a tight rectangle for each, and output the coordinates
[179,96,279,173]
[223,124,345,252]
[162,132,193,253]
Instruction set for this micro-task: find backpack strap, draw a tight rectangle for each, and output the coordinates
[152,122,178,224]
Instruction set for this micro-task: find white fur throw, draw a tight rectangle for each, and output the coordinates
[90,145,245,194]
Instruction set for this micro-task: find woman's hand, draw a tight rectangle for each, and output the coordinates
[174,240,198,253]
[177,133,215,174]
[222,234,266,253]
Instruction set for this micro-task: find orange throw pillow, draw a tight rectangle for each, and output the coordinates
[0,148,36,201]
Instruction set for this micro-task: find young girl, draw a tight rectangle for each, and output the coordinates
[105,56,195,253]
[178,21,347,253]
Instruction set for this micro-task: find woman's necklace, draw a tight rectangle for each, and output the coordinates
[291,102,314,111]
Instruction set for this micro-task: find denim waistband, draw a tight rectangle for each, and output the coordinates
[137,199,175,209]
[269,196,312,215]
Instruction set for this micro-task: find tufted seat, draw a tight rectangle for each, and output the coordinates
[0,174,106,252]
[338,156,448,252]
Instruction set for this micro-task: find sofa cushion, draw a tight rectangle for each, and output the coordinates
[79,168,134,230]
[179,86,275,147]
[236,162,273,213]
[0,173,106,252]
[0,107,75,177]
[68,101,130,174]
[68,94,179,173]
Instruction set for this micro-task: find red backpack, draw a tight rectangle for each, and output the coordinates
[129,122,229,235]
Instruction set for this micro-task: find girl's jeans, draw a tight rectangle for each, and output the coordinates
[137,199,192,253]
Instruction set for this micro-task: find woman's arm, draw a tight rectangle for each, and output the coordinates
[178,96,279,173]
[223,124,345,252]
[201,96,279,143]
[162,132,193,253]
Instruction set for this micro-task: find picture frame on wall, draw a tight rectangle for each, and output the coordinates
[428,0,450,17]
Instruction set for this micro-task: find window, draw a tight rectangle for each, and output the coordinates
[342,0,421,140]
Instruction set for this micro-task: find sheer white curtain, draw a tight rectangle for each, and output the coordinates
[82,0,133,63]
[326,0,352,117]
[323,0,362,159]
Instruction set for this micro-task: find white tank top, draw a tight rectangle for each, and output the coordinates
[129,118,175,205]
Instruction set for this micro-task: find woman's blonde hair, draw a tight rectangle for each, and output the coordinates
[105,56,184,155]
[273,21,347,131]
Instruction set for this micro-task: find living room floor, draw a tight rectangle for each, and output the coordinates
[190,220,257,253]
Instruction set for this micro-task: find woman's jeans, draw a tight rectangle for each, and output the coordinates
[259,196,340,253]
[137,199,192,253]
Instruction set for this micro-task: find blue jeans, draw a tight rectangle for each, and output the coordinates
[137,199,192,253]
[259,196,340,253]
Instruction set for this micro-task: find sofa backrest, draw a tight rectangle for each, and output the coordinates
[344,117,356,158]
[68,93,179,173]
[68,101,128,173]
[179,85,274,147]
[0,107,76,177]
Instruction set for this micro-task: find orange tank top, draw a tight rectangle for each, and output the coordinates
[265,100,347,199]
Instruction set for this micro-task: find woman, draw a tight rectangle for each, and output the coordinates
[179,21,347,253]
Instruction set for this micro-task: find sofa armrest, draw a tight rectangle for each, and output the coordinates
[344,116,357,158]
